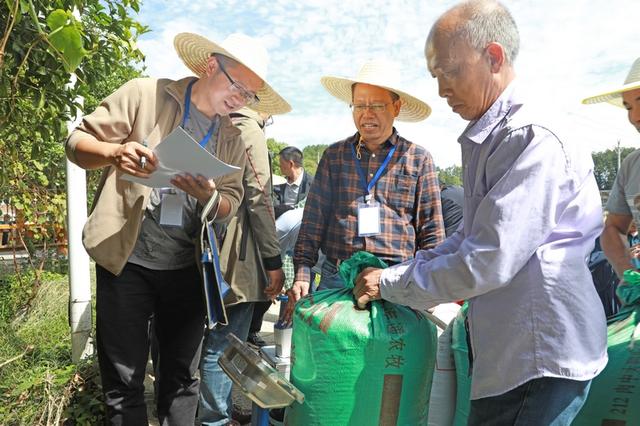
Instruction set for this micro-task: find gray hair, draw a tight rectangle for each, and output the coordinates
[429,0,520,64]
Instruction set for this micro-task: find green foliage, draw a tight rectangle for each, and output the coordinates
[0,270,33,325]
[266,138,288,176]
[437,165,463,187]
[302,144,328,177]
[46,9,86,72]
[0,272,104,424]
[0,0,146,287]
[592,147,636,190]
[0,4,145,417]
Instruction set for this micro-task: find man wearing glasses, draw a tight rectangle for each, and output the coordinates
[65,32,289,425]
[285,59,444,316]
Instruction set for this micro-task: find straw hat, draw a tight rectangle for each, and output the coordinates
[174,32,291,115]
[320,59,431,122]
[582,57,640,107]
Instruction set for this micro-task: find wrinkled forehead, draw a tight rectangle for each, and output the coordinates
[427,32,474,74]
[426,33,455,72]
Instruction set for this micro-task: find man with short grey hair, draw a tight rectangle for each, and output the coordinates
[354,1,607,424]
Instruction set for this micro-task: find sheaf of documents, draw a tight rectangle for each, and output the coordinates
[121,127,240,188]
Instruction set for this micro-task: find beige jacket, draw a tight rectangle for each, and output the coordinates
[66,77,245,275]
[220,108,281,305]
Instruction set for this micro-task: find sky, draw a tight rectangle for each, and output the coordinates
[133,0,639,167]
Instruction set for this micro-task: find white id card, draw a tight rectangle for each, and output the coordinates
[159,193,184,226]
[357,201,381,236]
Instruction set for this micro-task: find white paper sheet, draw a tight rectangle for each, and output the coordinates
[121,127,240,188]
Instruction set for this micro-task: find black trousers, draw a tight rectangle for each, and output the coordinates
[249,301,272,334]
[96,262,205,426]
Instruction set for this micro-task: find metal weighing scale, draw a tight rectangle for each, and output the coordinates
[218,333,304,426]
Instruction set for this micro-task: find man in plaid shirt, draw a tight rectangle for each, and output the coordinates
[286,59,445,314]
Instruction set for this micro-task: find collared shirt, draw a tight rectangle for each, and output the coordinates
[283,171,304,206]
[294,129,445,282]
[380,83,608,399]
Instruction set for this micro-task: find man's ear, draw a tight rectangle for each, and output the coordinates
[486,42,506,73]
[205,55,218,77]
[392,99,402,118]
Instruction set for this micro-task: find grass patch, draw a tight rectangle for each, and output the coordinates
[0,270,104,425]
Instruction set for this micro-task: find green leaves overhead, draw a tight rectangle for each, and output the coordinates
[0,0,147,257]
[46,9,86,72]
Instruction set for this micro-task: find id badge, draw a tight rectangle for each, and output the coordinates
[357,201,381,236]
[159,192,184,226]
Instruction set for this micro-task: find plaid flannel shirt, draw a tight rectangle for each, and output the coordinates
[294,130,445,282]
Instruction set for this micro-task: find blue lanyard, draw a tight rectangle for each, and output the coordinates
[182,79,219,148]
[350,140,397,198]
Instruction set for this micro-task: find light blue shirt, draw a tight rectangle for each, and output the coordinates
[380,83,608,399]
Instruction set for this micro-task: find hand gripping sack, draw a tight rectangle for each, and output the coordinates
[573,269,640,425]
[286,252,437,426]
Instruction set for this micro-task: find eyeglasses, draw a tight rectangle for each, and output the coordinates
[217,59,260,106]
[349,103,392,113]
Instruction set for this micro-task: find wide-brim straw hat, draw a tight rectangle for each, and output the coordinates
[320,59,431,122]
[582,57,640,108]
[174,32,291,115]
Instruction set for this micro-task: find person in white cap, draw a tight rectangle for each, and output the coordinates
[285,58,445,317]
[65,32,289,425]
[355,1,607,424]
[584,58,640,279]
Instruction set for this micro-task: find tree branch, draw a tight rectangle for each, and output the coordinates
[11,36,43,91]
[0,0,21,71]
[0,345,34,369]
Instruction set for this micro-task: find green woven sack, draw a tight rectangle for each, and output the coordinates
[287,252,437,426]
[572,270,640,425]
[450,303,471,426]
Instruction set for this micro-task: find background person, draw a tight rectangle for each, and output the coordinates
[584,57,640,279]
[245,146,314,348]
[199,107,287,426]
[287,58,445,318]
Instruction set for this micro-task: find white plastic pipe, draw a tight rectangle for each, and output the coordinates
[66,73,92,362]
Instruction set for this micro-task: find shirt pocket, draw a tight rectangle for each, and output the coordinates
[388,173,418,210]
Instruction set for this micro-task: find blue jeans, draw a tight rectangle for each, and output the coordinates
[198,302,255,426]
[317,259,346,290]
[468,377,591,426]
